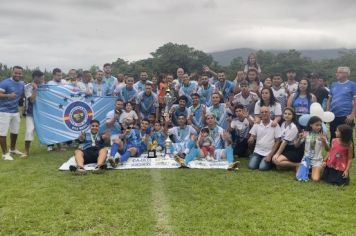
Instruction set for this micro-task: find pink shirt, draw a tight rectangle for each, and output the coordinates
[326,139,350,172]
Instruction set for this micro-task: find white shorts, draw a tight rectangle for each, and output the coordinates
[0,112,21,136]
[25,116,35,141]
[110,134,120,145]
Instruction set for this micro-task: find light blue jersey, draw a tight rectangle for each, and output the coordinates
[330,80,356,117]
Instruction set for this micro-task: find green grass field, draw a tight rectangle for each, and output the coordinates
[1,121,356,235]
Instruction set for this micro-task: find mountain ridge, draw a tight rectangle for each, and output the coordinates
[209,48,356,66]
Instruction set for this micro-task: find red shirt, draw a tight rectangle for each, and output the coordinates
[326,139,350,171]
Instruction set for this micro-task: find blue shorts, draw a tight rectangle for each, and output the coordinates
[120,144,145,157]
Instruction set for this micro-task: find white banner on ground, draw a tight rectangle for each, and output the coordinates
[59,153,230,171]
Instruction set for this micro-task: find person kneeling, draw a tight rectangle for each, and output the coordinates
[70,120,109,175]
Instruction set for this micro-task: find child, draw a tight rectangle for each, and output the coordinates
[322,124,353,185]
[119,102,138,126]
[151,121,166,150]
[295,116,330,181]
[230,104,253,157]
[198,128,215,160]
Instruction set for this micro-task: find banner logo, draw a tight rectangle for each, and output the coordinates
[64,101,93,131]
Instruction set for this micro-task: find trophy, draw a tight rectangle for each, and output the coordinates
[163,88,176,117]
[147,140,158,158]
[164,137,173,159]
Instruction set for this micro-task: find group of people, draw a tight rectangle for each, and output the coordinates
[0,53,355,184]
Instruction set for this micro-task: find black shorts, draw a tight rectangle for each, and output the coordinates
[82,147,100,164]
[282,144,304,163]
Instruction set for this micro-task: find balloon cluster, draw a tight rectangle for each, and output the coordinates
[298,103,335,127]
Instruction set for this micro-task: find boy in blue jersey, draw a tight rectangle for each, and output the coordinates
[169,96,189,126]
[108,119,151,167]
[70,120,110,175]
[327,66,356,140]
[151,121,166,149]
[0,66,25,160]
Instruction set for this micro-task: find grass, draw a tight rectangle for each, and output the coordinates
[0,121,356,235]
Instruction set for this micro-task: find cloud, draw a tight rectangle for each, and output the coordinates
[0,0,355,71]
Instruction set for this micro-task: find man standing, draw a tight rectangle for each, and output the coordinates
[284,68,298,95]
[47,68,66,85]
[23,70,45,158]
[136,82,159,121]
[214,70,234,101]
[327,66,356,140]
[310,73,329,109]
[178,73,198,107]
[93,70,110,96]
[134,71,148,93]
[103,63,117,92]
[197,73,215,106]
[0,66,25,160]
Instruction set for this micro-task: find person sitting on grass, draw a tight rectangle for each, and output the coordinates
[108,119,151,167]
[295,116,330,182]
[70,119,110,175]
[174,113,240,171]
[272,107,304,170]
[248,106,281,171]
[322,124,353,186]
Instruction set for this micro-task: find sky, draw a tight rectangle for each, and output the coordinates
[1,0,356,71]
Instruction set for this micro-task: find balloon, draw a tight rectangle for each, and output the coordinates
[310,102,324,118]
[310,102,322,111]
[322,111,335,123]
[298,114,311,127]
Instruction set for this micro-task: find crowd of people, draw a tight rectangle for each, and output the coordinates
[0,53,355,184]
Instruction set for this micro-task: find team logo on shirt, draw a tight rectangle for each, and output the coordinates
[64,101,93,131]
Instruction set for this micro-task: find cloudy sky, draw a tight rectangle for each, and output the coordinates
[1,0,356,71]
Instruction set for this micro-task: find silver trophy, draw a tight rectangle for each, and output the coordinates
[164,136,173,159]
[162,87,176,159]
[163,88,176,117]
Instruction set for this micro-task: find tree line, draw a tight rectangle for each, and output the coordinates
[1,42,355,84]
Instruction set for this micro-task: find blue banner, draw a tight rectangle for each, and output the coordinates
[33,85,116,145]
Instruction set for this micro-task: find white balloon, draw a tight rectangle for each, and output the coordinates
[310,103,324,118]
[322,111,335,123]
[310,102,322,111]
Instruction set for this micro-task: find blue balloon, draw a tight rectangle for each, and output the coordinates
[298,114,311,127]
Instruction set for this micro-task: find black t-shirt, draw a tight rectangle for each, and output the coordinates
[312,87,329,105]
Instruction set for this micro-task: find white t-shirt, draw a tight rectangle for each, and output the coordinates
[119,110,138,124]
[250,120,281,156]
[284,81,299,94]
[254,101,282,120]
[272,86,288,110]
[230,118,250,140]
[77,82,94,95]
[280,122,299,145]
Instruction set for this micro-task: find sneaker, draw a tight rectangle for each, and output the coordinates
[174,154,187,168]
[92,164,107,174]
[2,153,14,161]
[227,161,240,171]
[108,156,119,168]
[20,154,28,159]
[70,165,87,175]
[47,145,53,152]
[10,149,24,155]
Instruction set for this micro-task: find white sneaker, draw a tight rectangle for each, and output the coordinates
[10,149,24,155]
[2,153,14,161]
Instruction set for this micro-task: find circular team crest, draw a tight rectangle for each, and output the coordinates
[64,101,93,131]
